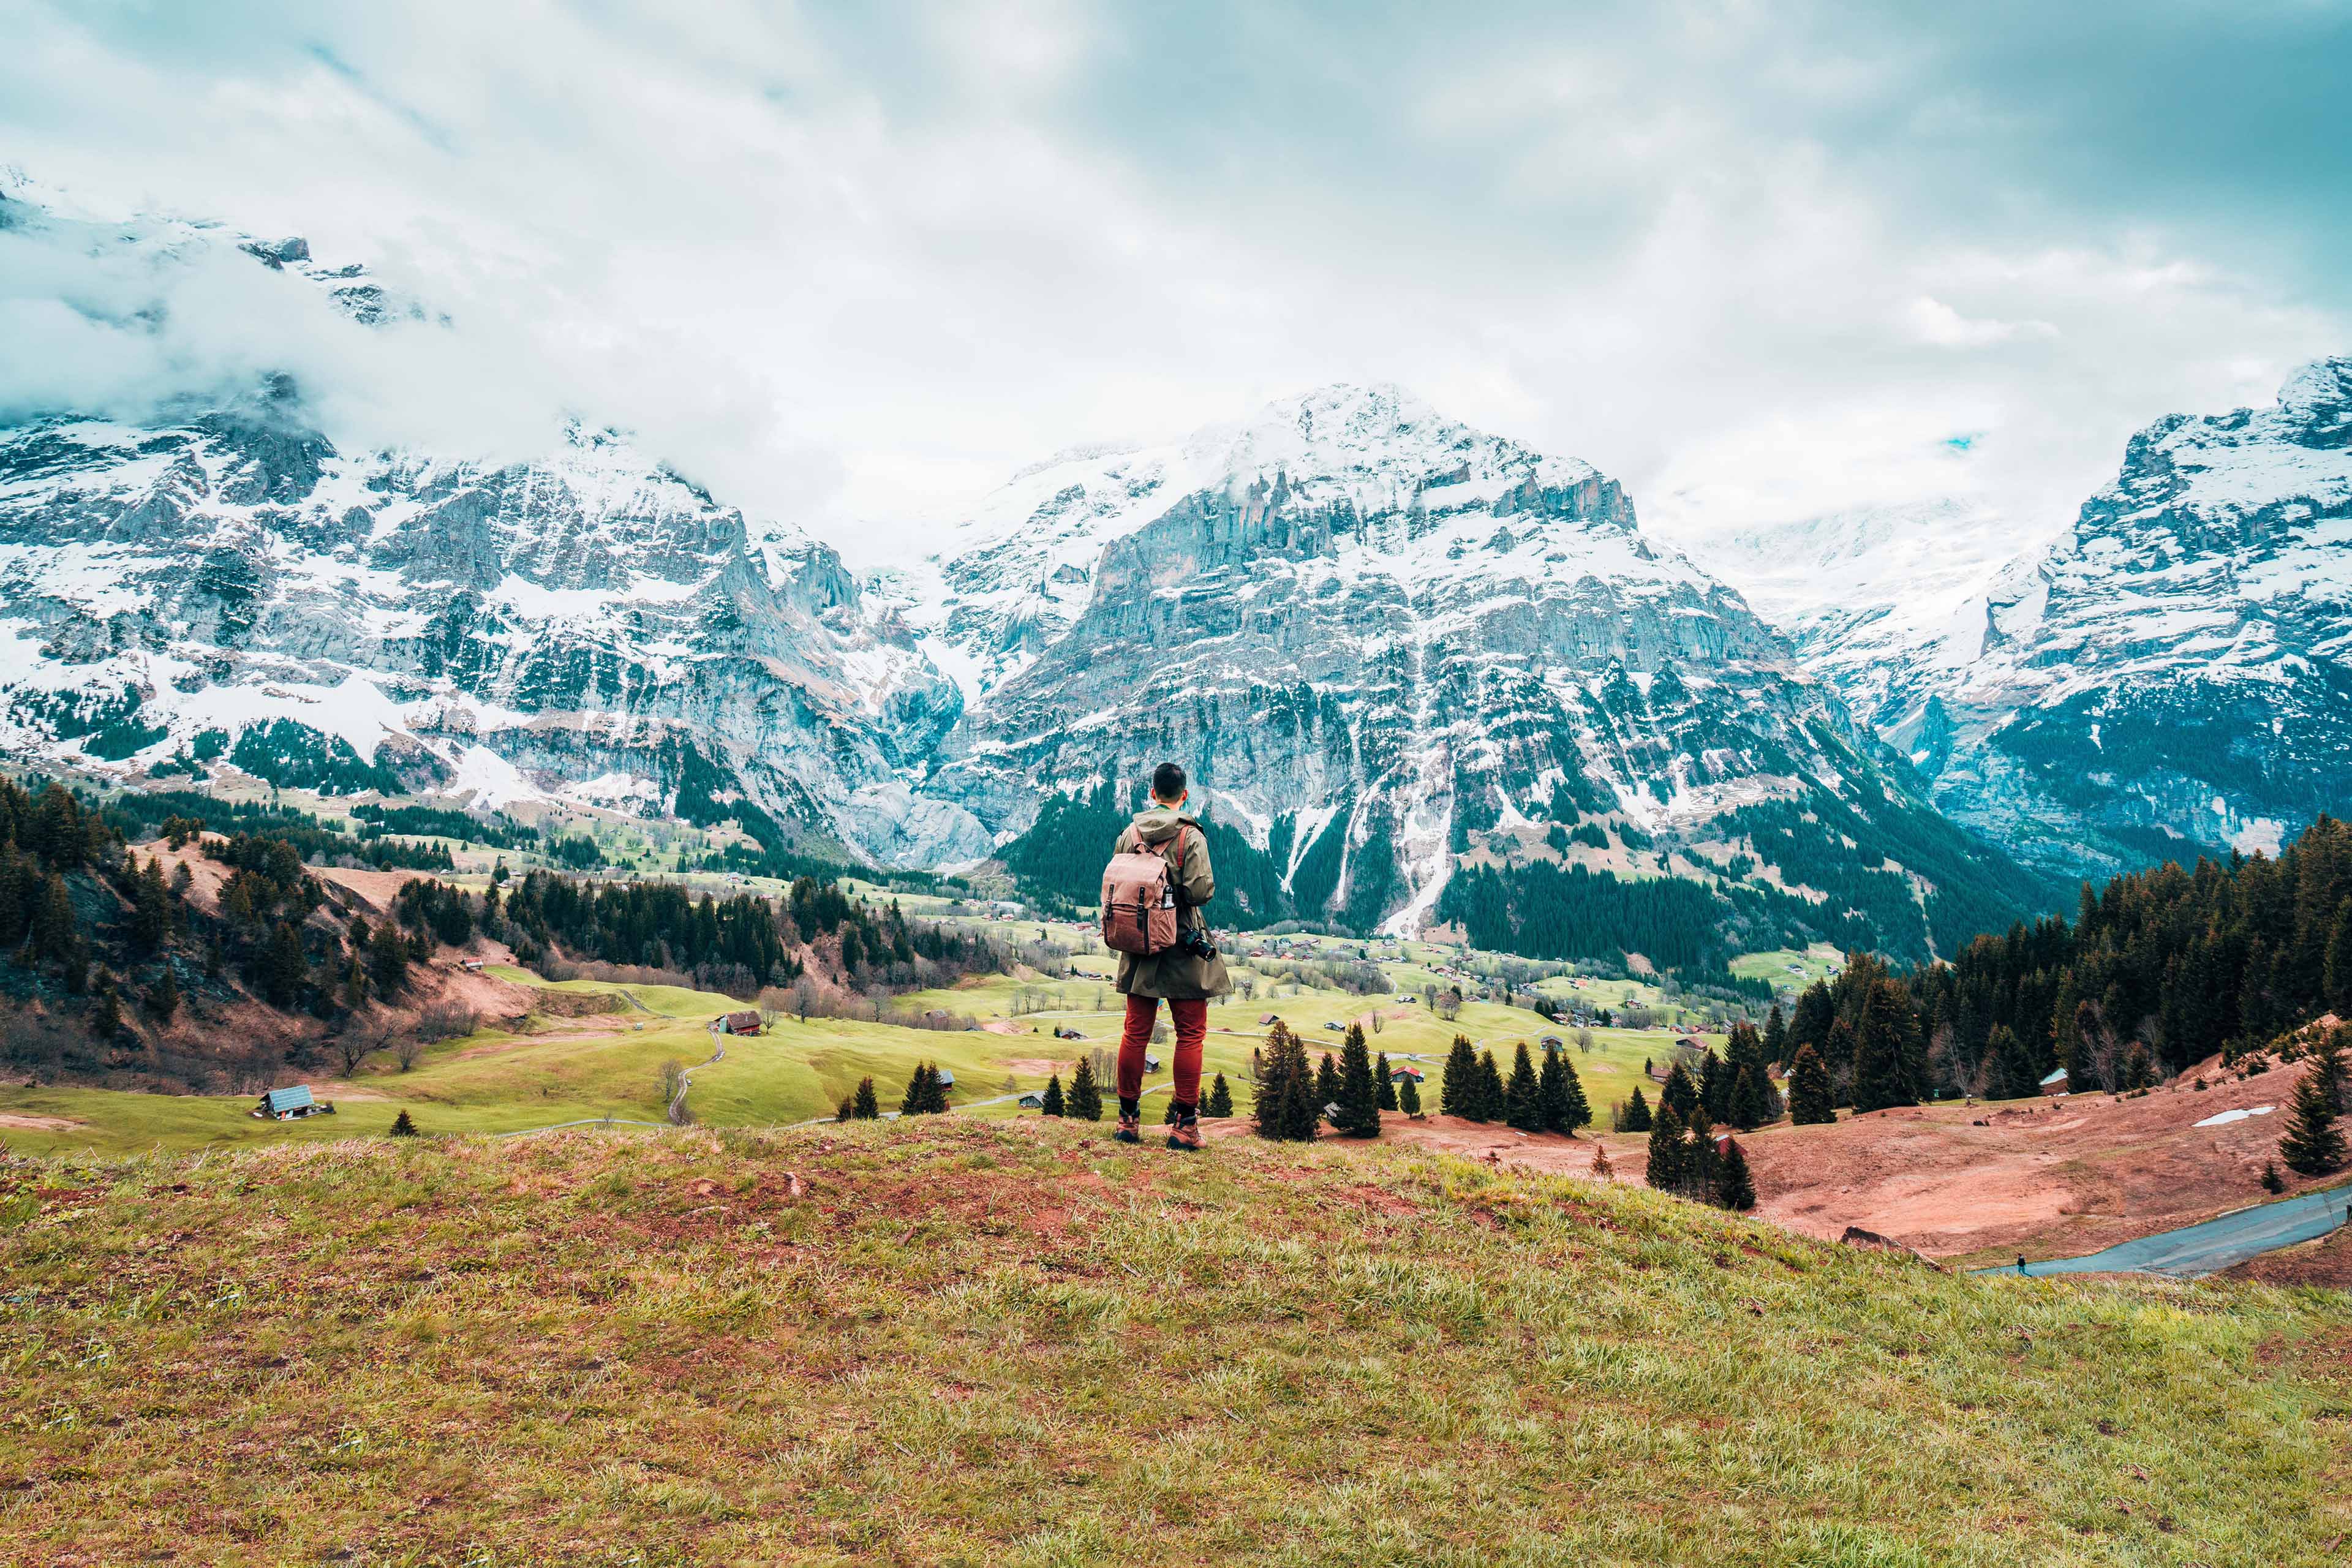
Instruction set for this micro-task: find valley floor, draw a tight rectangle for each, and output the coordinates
[2,1120,2346,1564]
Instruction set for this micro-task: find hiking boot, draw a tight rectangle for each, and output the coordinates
[1166,1111,1204,1152]
[1114,1111,1142,1144]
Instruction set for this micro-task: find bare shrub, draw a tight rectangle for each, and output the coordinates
[414,1003,479,1044]
[333,1019,397,1077]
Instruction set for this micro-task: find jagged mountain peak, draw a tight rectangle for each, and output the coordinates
[912,383,1645,701]
[2275,354,2352,434]
[1712,351,2352,878]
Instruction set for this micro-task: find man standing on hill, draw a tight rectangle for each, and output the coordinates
[1111,761,1233,1150]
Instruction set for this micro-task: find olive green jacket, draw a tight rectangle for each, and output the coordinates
[1112,807,1234,1001]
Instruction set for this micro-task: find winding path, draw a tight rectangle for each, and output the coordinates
[1981,1182,2352,1279]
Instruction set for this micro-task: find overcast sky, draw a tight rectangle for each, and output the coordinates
[3,0,2348,565]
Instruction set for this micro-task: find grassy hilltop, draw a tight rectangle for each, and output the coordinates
[1,1119,2346,1564]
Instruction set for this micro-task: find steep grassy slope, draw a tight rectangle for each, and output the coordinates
[2,1121,2345,1564]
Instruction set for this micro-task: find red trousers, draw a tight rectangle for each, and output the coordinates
[1119,995,1207,1106]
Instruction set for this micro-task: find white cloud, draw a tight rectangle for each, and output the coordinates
[0,1,2343,575]
[1905,295,2058,347]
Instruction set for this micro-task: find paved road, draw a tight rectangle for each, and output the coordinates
[1981,1182,2352,1279]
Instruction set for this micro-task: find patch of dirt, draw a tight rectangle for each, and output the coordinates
[996,1057,1078,1076]
[529,988,627,1019]
[1186,1061,2340,1270]
[1198,1112,1617,1178]
[1732,1059,2348,1262]
[0,1113,82,1131]
[1371,1114,1614,1176]
[311,864,454,911]
[981,1020,1032,1036]
[2219,1219,2352,1290]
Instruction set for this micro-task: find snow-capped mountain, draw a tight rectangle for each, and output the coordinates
[0,178,2062,954]
[0,187,978,867]
[1911,359,2352,871]
[1662,360,2352,878]
[1664,496,2048,736]
[901,385,2046,957]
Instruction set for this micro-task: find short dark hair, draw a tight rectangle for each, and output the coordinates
[1151,761,1187,802]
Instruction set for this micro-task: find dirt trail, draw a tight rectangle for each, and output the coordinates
[1731,1058,2333,1262]
[1192,1055,2336,1268]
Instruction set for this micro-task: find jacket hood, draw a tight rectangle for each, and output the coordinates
[1130,806,1194,844]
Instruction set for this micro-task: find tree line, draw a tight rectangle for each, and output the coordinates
[1751,817,2352,1119]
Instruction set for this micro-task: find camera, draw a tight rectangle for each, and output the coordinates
[1178,924,1218,960]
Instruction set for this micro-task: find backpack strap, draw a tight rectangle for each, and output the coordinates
[1160,824,1191,915]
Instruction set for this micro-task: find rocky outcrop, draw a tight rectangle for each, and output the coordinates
[905,385,2038,951]
[1922,361,2349,873]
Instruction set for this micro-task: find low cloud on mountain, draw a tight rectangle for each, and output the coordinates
[1,1,2345,564]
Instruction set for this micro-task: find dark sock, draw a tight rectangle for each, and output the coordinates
[1172,1099,1196,1121]
[1118,1096,1139,1120]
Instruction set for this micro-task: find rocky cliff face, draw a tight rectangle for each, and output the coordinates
[903,386,2045,955]
[1917,359,2352,872]
[0,181,2067,950]
[0,192,979,867]
[1666,360,2352,879]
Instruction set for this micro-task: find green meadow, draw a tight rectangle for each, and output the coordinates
[0,947,1708,1156]
[1,1118,2345,1562]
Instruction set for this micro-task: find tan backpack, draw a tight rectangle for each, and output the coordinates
[1101,832,1186,956]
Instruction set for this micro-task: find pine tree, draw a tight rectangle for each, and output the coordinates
[1789,981,1834,1058]
[1041,1073,1066,1117]
[1537,1043,1571,1133]
[1646,1101,1687,1193]
[1438,1034,1477,1117]
[1620,1086,1653,1132]
[1374,1053,1399,1110]
[1762,1003,1787,1068]
[29,873,75,963]
[1983,1024,2037,1099]
[2326,899,2352,1017]
[1476,1050,1506,1121]
[1557,1051,1591,1133]
[1204,1073,1233,1117]
[1336,1025,1382,1138]
[1850,980,1916,1114]
[1396,1075,1420,1115]
[1589,1141,1615,1182]
[1725,1022,1771,1129]
[1661,1061,1698,1120]
[925,1065,951,1113]
[130,856,168,952]
[2279,1051,2346,1175]
[1067,1057,1104,1121]
[2122,1041,2154,1092]
[1504,1042,1544,1131]
[146,965,180,1022]
[89,980,121,1040]
[262,921,307,1009]
[1683,1109,1722,1199]
[1807,1014,1849,1101]
[1254,1022,1317,1141]
[1316,1051,1341,1109]
[1730,1066,1765,1130]
[1787,1044,1836,1125]
[1699,1048,1732,1123]
[900,1063,936,1117]
[1715,1137,1756,1211]
[2261,1160,2286,1194]
[389,1109,419,1137]
[853,1076,880,1119]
